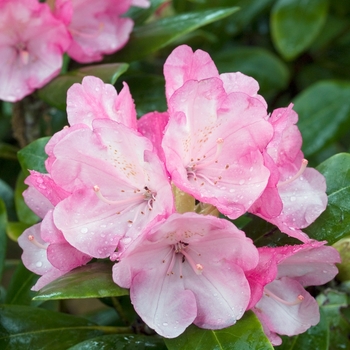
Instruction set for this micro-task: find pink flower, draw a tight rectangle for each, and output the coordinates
[0,0,71,102]
[18,172,91,291]
[55,0,149,63]
[162,45,273,219]
[246,241,340,345]
[47,119,174,258]
[113,212,259,338]
[249,105,328,241]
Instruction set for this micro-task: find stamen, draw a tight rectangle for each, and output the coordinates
[93,185,144,206]
[278,159,308,187]
[194,138,224,170]
[28,235,47,250]
[166,250,176,276]
[264,287,304,306]
[20,50,29,65]
[181,250,203,275]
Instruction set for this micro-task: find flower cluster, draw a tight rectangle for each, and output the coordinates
[19,45,340,344]
[0,0,150,102]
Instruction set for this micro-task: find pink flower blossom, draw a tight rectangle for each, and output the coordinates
[113,212,259,338]
[47,119,173,258]
[246,241,340,345]
[55,0,149,63]
[0,0,71,102]
[162,45,273,219]
[18,171,91,291]
[249,105,328,241]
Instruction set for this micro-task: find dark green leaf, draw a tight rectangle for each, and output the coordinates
[213,46,290,97]
[0,304,105,350]
[271,0,329,60]
[14,171,39,225]
[112,8,239,62]
[0,199,7,281]
[333,237,350,281]
[164,311,273,350]
[294,80,350,157]
[6,221,31,242]
[38,63,129,110]
[5,261,40,306]
[279,308,329,350]
[304,153,350,244]
[125,0,168,25]
[0,143,18,160]
[17,136,50,175]
[34,261,128,301]
[317,289,350,350]
[0,179,15,221]
[68,334,167,350]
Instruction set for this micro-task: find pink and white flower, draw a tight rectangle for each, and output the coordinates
[246,241,340,345]
[113,212,259,338]
[0,0,71,102]
[55,0,149,63]
[162,45,273,219]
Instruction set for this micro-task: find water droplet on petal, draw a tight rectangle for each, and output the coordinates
[162,322,168,326]
[290,196,296,202]
[81,227,88,233]
[36,261,43,268]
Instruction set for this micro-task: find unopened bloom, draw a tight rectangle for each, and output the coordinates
[246,241,340,345]
[162,45,273,219]
[0,0,71,102]
[113,212,259,338]
[54,0,149,63]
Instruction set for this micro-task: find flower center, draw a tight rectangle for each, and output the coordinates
[163,241,203,278]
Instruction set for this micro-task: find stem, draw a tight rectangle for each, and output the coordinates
[111,297,130,326]
[93,325,133,334]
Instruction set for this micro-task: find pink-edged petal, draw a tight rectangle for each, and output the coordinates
[67,77,137,129]
[131,269,196,338]
[23,186,53,219]
[254,278,320,343]
[220,72,267,108]
[137,111,169,163]
[31,268,66,291]
[131,0,150,8]
[164,45,219,101]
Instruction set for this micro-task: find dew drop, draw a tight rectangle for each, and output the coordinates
[36,261,43,268]
[81,227,88,233]
[162,322,168,326]
[290,196,296,202]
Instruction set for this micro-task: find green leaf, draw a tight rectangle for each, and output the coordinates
[5,261,40,306]
[68,334,167,350]
[279,308,329,350]
[164,311,273,350]
[34,261,128,301]
[213,46,290,97]
[125,0,168,25]
[17,136,50,175]
[304,153,350,244]
[0,143,18,160]
[0,199,7,281]
[333,237,350,281]
[317,289,350,349]
[0,304,105,350]
[0,179,15,221]
[294,80,350,157]
[271,0,329,60]
[112,7,239,62]
[38,63,129,110]
[14,171,39,225]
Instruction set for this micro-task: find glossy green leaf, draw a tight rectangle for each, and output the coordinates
[112,7,239,62]
[294,80,350,157]
[164,311,273,350]
[14,171,39,225]
[17,136,50,175]
[125,0,168,25]
[68,334,167,350]
[0,179,15,221]
[0,304,107,350]
[304,153,350,244]
[213,46,290,96]
[333,237,350,281]
[317,289,350,349]
[34,261,128,301]
[0,199,7,281]
[279,308,329,350]
[271,0,329,60]
[5,261,40,306]
[38,63,129,110]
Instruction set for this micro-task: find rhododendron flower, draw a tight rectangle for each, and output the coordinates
[162,45,273,219]
[246,241,340,345]
[55,0,149,63]
[0,0,71,102]
[250,105,327,241]
[18,171,91,291]
[113,212,259,338]
[46,119,174,258]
